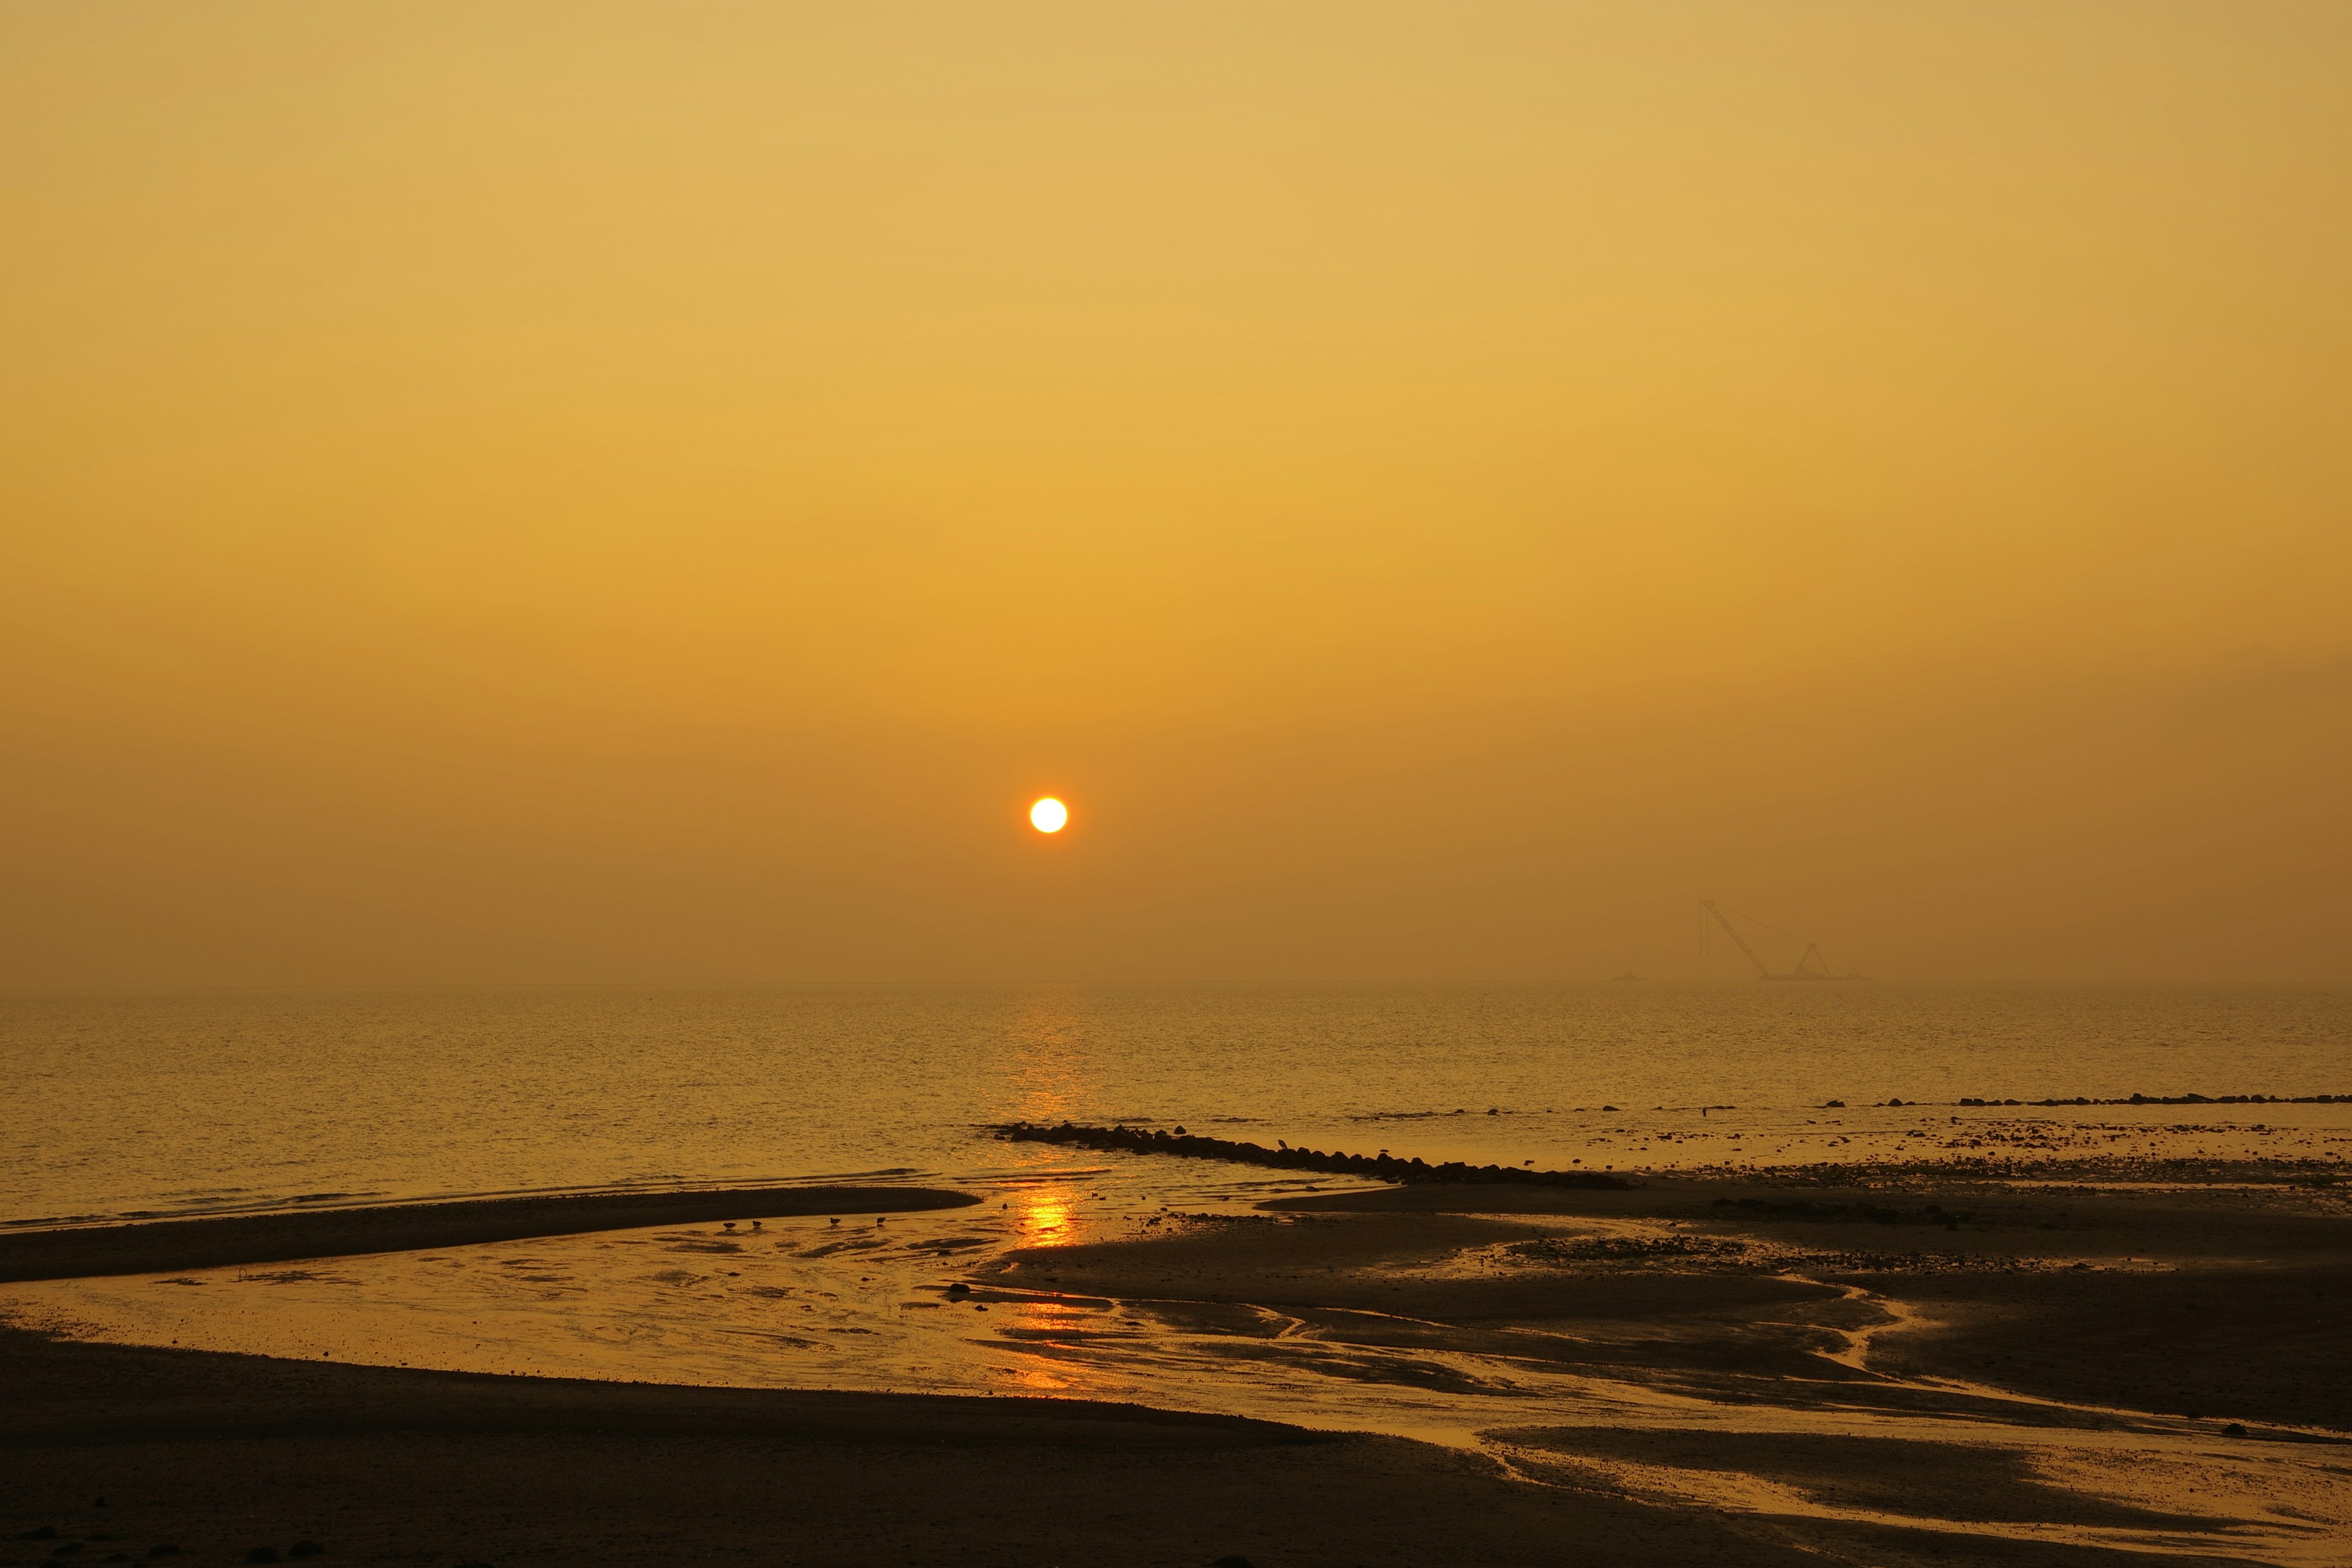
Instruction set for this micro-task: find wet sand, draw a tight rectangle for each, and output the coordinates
[0,1187,980,1284]
[6,1166,2349,1566]
[1257,1168,2352,1433]
[0,1325,1919,1568]
[5,1319,2263,1568]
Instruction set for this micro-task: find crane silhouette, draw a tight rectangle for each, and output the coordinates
[1702,901,1867,981]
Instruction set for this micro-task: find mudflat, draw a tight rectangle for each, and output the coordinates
[6,1164,2349,1567]
[4,1325,2248,1568]
[0,1188,980,1284]
[1252,1170,2352,1431]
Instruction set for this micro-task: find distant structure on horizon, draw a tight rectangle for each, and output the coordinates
[1702,900,1870,981]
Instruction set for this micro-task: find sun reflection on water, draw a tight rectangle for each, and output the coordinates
[1003,989,1093,1128]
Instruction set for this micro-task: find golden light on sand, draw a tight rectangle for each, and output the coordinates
[1029,797,1068,833]
[1013,1196,1079,1247]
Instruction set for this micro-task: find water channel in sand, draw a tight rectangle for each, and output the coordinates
[10,1136,2351,1567]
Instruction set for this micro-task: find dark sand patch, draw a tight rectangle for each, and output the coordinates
[990,1212,1875,1389]
[1,1327,2251,1568]
[1261,1173,2352,1433]
[1263,1182,1677,1216]
[1860,1266,2352,1434]
[0,1188,979,1284]
[0,1327,1820,1568]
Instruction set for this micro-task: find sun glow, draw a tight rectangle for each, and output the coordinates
[1029,797,1067,833]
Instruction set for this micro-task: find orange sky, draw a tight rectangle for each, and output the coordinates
[4,1,2347,987]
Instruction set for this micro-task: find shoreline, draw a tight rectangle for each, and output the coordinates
[0,1186,979,1284]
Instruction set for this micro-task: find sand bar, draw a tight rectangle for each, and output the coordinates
[0,1186,979,1284]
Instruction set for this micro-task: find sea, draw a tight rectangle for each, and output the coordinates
[7,983,2347,1229]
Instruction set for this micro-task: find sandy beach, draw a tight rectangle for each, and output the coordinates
[0,1188,981,1286]
[6,1156,2348,1568]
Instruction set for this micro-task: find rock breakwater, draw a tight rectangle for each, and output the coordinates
[1956,1092,2344,1107]
[992,1121,1634,1189]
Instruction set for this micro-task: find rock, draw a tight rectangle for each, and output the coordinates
[17,1530,58,1543]
[2226,1423,2248,1437]
[996,1119,1630,1190]
[245,1549,280,1564]
[1210,1556,1257,1568]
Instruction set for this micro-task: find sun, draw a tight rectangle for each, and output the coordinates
[1029,797,1068,833]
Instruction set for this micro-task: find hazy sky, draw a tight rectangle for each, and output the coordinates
[5,1,2347,987]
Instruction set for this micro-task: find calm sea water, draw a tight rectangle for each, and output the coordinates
[6,984,2347,1227]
